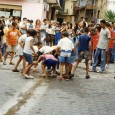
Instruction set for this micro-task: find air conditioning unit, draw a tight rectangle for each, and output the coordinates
[55,10,59,14]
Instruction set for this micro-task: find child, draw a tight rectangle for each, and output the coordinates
[12,30,30,73]
[23,29,37,79]
[57,31,74,80]
[3,22,21,65]
[71,27,92,79]
[36,52,58,77]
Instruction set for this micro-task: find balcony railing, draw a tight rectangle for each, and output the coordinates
[45,0,58,4]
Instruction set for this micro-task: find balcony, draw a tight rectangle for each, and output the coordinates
[45,0,58,4]
[55,9,68,15]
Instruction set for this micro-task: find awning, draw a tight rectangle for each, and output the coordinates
[0,4,22,10]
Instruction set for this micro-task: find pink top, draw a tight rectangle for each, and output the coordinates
[42,54,58,61]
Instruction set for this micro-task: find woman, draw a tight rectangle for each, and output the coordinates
[35,19,41,43]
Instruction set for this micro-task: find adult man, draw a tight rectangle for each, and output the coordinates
[19,18,27,34]
[92,20,111,72]
[3,22,21,65]
[5,16,13,27]
[71,27,91,79]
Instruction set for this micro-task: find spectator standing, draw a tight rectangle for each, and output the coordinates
[92,20,111,73]
[3,22,21,65]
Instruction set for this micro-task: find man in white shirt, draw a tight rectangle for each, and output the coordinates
[92,20,111,73]
[19,18,27,34]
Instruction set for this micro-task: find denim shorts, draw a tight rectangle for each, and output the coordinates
[59,56,70,63]
[44,59,57,68]
[68,55,77,64]
[23,53,33,64]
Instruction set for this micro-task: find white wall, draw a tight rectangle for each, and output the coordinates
[0,0,46,21]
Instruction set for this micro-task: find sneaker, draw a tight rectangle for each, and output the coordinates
[29,75,34,79]
[97,69,104,73]
[86,75,90,79]
[24,74,30,79]
[105,64,109,69]
[92,68,97,72]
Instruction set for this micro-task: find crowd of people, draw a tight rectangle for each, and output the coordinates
[0,16,115,80]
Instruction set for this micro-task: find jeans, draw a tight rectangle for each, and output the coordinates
[1,43,6,56]
[92,48,106,71]
[55,32,61,45]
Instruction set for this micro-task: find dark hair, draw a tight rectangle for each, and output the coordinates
[30,20,33,23]
[23,18,27,20]
[43,19,47,22]
[28,29,37,37]
[68,23,72,29]
[83,27,89,33]
[34,42,42,46]
[106,22,110,27]
[61,31,69,37]
[100,20,106,24]
[96,26,101,32]
[12,22,17,26]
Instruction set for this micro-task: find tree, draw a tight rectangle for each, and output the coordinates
[105,10,115,22]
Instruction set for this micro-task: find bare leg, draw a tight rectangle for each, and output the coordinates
[23,57,26,74]
[59,63,64,80]
[72,59,80,74]
[10,52,15,63]
[85,60,89,76]
[24,64,33,75]
[41,61,46,75]
[3,52,9,64]
[13,56,23,70]
[65,63,69,78]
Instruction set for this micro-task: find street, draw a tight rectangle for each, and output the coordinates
[0,57,115,115]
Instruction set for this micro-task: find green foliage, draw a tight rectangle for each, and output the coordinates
[105,10,115,22]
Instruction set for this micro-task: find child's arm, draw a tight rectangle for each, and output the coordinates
[30,39,36,55]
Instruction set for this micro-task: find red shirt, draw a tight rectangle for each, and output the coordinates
[108,29,115,48]
[90,32,100,50]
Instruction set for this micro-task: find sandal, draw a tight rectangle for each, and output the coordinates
[12,69,20,72]
[9,62,15,65]
[40,74,46,77]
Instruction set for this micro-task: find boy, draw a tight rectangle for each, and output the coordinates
[3,22,21,65]
[35,52,58,77]
[23,29,37,79]
[57,31,74,80]
[71,27,92,79]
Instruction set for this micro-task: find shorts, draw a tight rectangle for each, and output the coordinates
[59,56,70,63]
[44,59,57,68]
[23,53,33,64]
[68,55,77,64]
[78,51,90,61]
[6,45,17,52]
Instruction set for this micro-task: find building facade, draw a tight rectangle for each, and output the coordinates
[0,0,48,21]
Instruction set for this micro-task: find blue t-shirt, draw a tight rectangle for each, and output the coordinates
[78,34,91,52]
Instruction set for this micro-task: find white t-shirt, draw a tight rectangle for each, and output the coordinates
[33,46,38,53]
[57,37,74,51]
[46,28,53,34]
[19,21,27,34]
[23,36,34,54]
[17,34,27,55]
[97,28,111,49]
[39,46,53,54]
